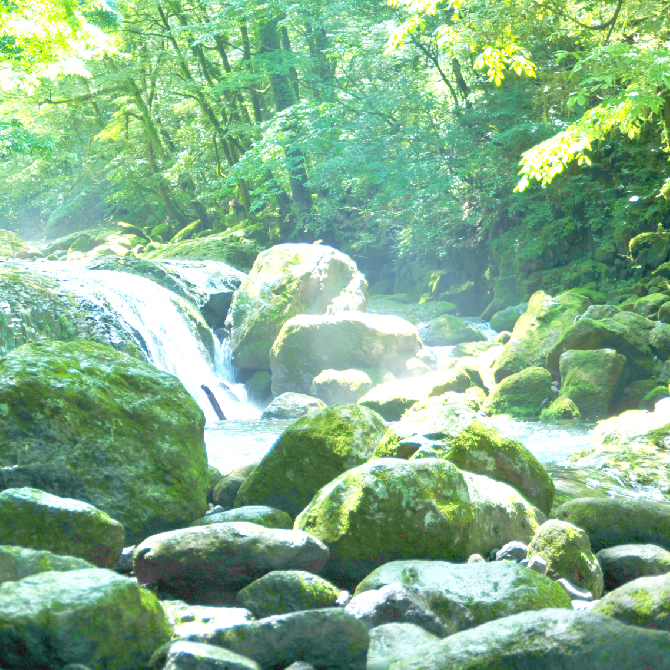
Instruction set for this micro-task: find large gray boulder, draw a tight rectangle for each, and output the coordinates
[0,487,124,568]
[597,544,670,591]
[388,608,670,670]
[133,522,329,602]
[181,608,369,670]
[0,340,208,544]
[367,623,439,670]
[235,405,387,517]
[417,315,486,347]
[355,561,570,626]
[227,244,367,370]
[0,545,94,586]
[260,393,326,420]
[148,641,260,670]
[295,458,540,587]
[311,369,375,405]
[270,313,421,396]
[0,568,171,669]
[555,497,670,552]
[190,506,293,530]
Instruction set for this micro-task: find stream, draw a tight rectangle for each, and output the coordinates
[12,259,669,508]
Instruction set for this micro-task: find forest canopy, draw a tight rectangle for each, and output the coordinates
[0,0,668,304]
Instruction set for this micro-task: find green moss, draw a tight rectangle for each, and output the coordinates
[485,367,552,419]
[540,397,581,421]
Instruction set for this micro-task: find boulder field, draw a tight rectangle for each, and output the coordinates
[1,241,670,668]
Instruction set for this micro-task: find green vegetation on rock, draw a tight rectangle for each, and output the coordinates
[484,367,552,419]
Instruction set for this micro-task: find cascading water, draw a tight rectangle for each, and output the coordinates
[24,261,260,423]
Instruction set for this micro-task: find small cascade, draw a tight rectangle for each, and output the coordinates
[463,317,498,341]
[27,262,259,423]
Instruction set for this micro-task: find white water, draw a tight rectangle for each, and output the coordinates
[26,262,260,423]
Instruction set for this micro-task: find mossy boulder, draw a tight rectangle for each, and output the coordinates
[0,229,28,258]
[634,293,670,319]
[237,570,340,618]
[227,244,367,370]
[557,348,627,419]
[294,458,539,588]
[311,369,375,405]
[270,313,420,396]
[358,370,472,421]
[246,370,272,404]
[0,340,208,544]
[134,522,329,602]
[659,301,670,324]
[484,367,552,419]
[367,623,440,670]
[540,397,581,421]
[0,568,172,669]
[417,315,486,347]
[597,544,670,591]
[260,392,326,420]
[650,323,670,360]
[546,310,656,381]
[0,545,94,586]
[594,573,670,631]
[629,229,670,270]
[570,409,670,492]
[366,298,457,325]
[527,520,604,597]
[388,608,670,670]
[490,303,527,333]
[493,291,590,383]
[235,404,387,517]
[0,487,124,568]
[555,497,670,552]
[355,561,570,626]
[190,505,293,529]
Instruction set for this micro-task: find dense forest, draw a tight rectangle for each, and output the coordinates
[1,0,669,311]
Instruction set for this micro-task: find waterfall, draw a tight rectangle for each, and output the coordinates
[26,262,260,423]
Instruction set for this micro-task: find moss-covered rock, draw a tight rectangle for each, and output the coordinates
[555,497,670,553]
[236,404,387,517]
[634,293,670,319]
[650,323,670,360]
[358,370,472,421]
[294,458,539,588]
[246,370,272,404]
[367,623,440,670]
[311,369,375,405]
[527,519,604,598]
[211,461,260,509]
[540,396,581,421]
[546,310,656,381]
[597,544,670,591]
[418,315,486,347]
[237,570,340,618]
[490,303,527,333]
[134,522,329,602]
[0,568,172,669]
[270,313,419,396]
[260,392,327,420]
[594,573,670,630]
[190,505,293,529]
[557,348,627,419]
[355,561,570,626]
[366,297,457,325]
[659,301,670,324]
[0,545,94,586]
[484,367,552,419]
[640,385,670,410]
[493,291,590,383]
[629,229,670,270]
[0,487,124,568]
[0,340,208,544]
[227,244,367,370]
[0,229,28,258]
[388,608,670,670]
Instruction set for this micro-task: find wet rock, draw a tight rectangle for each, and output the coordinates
[484,367,552,419]
[495,541,528,562]
[114,546,136,574]
[527,520,604,598]
[260,393,327,420]
[134,522,329,603]
[389,608,670,670]
[540,396,581,421]
[212,462,260,510]
[160,600,254,638]
[0,568,171,669]
[270,313,420,396]
[417,315,486,347]
[367,623,439,670]
[490,303,527,333]
[295,459,540,588]
[237,570,340,618]
[180,608,369,670]
[0,487,124,568]
[190,506,293,530]
[227,244,367,370]
[0,340,208,544]
[0,544,93,586]
[235,405,387,517]
[596,544,670,591]
[344,583,473,637]
[311,369,375,405]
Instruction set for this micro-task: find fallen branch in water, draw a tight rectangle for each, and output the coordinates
[201,384,226,420]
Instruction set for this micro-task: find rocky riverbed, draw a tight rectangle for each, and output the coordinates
[0,239,670,669]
